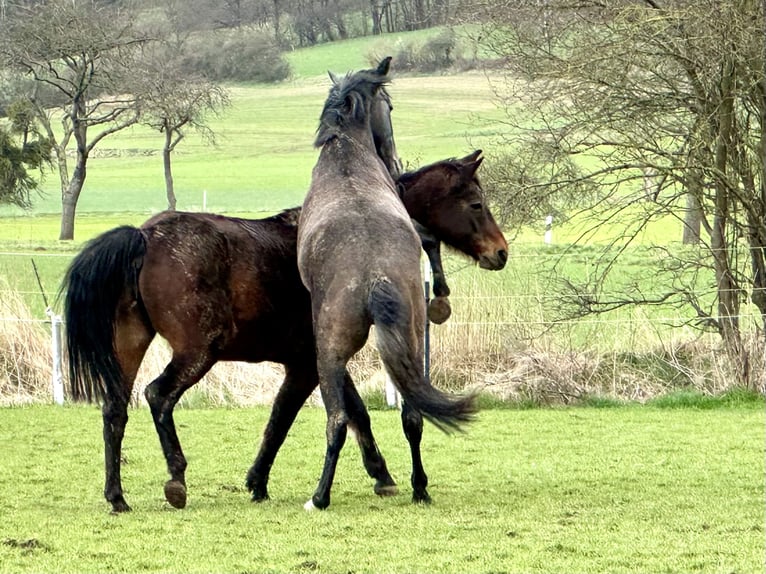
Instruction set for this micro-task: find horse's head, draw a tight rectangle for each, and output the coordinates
[317,57,402,180]
[398,150,509,271]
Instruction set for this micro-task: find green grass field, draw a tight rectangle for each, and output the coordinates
[1,29,763,574]
[0,402,762,574]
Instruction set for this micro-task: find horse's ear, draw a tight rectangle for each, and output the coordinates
[376,56,392,76]
[459,149,483,164]
[328,70,340,85]
[462,158,484,179]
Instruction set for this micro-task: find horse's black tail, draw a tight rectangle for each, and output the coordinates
[58,226,147,405]
[369,278,477,433]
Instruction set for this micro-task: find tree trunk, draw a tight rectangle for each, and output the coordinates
[59,164,85,240]
[59,115,87,240]
[273,0,281,44]
[682,193,702,245]
[164,129,177,211]
[370,0,382,34]
[711,57,749,386]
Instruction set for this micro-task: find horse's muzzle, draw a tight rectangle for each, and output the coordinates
[479,249,508,270]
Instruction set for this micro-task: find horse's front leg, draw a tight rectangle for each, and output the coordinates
[343,372,397,497]
[247,362,319,502]
[102,397,131,513]
[401,400,431,504]
[414,222,452,324]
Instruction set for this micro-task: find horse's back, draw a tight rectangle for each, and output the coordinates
[138,211,311,362]
[299,145,420,285]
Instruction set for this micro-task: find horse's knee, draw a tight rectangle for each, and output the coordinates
[102,399,128,425]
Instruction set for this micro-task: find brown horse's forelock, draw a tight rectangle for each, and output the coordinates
[314,73,390,147]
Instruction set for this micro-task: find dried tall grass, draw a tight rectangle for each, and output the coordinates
[0,284,53,405]
[1,282,762,406]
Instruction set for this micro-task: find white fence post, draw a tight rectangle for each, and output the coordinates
[422,255,431,383]
[47,307,64,405]
[544,215,553,244]
[384,371,399,408]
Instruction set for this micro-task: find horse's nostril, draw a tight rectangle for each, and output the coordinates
[498,249,508,265]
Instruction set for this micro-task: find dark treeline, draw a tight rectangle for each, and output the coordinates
[0,0,462,48]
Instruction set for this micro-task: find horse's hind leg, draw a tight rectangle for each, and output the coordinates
[401,401,431,504]
[306,362,349,511]
[102,397,131,513]
[247,365,395,502]
[144,354,214,509]
[104,305,153,513]
[247,363,318,502]
[343,373,397,496]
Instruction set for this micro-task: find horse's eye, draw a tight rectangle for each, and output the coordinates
[470,202,483,211]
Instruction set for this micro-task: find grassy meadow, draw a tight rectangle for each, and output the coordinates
[1,31,764,574]
[0,402,763,574]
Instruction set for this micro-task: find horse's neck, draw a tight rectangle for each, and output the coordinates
[318,132,388,176]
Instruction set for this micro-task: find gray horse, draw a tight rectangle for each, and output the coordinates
[297,57,477,510]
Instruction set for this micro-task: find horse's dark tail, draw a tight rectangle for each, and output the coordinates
[369,278,477,433]
[59,226,147,405]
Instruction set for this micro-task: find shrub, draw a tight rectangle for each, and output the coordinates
[181,29,291,83]
[369,28,480,74]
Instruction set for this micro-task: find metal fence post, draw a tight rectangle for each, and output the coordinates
[47,307,64,405]
[384,254,431,408]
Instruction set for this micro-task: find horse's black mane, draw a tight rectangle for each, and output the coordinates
[315,69,391,147]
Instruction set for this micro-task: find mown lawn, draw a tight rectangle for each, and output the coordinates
[0,403,763,573]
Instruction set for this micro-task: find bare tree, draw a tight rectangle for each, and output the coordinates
[0,0,147,240]
[137,59,229,210]
[465,0,766,388]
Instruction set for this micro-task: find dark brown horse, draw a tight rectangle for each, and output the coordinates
[399,149,507,323]
[296,59,481,510]
[60,151,507,513]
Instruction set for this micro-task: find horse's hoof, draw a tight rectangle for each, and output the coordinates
[427,297,451,324]
[109,500,132,514]
[251,489,269,503]
[374,484,399,497]
[164,480,187,509]
[304,495,329,511]
[412,491,432,505]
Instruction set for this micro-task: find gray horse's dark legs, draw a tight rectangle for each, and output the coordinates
[343,374,397,495]
[306,365,349,510]
[401,401,431,503]
[247,364,317,501]
[249,366,396,503]
[102,398,131,513]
